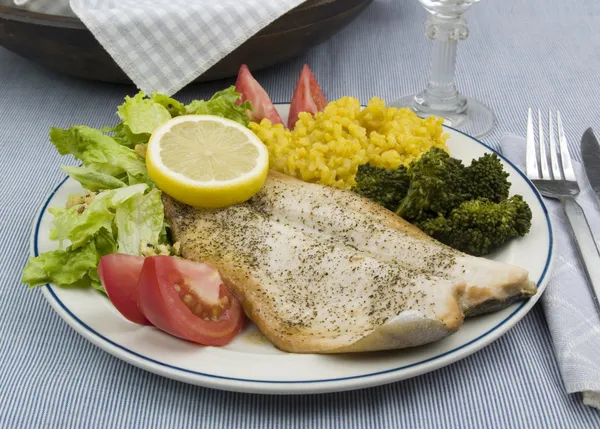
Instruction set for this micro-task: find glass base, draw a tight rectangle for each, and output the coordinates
[391,94,496,139]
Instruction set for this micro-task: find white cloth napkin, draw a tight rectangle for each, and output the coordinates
[500,133,600,410]
[15,0,306,95]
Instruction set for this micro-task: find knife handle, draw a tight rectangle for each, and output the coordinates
[562,197,600,315]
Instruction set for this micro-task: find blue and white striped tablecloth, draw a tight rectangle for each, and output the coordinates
[2,0,600,427]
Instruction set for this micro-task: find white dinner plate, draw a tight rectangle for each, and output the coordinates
[31,105,554,394]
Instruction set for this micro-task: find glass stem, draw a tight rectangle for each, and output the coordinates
[412,7,470,116]
[427,39,459,101]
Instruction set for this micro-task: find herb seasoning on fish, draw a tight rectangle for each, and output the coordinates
[163,172,536,353]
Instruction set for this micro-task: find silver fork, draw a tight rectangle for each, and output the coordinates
[526,108,600,313]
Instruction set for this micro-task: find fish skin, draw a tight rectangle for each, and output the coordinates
[163,172,536,353]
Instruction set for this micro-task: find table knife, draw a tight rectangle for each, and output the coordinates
[582,128,600,207]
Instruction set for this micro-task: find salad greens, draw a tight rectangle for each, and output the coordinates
[114,188,165,256]
[22,232,114,293]
[50,184,149,249]
[22,86,252,292]
[50,125,149,186]
[117,92,172,135]
[185,87,252,126]
[61,166,127,191]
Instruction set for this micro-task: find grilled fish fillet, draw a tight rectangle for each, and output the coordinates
[250,172,537,316]
[163,172,536,353]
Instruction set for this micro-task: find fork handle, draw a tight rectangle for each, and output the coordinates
[562,197,600,314]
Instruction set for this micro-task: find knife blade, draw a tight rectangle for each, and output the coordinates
[581,127,600,206]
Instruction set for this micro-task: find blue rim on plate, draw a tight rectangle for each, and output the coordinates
[33,125,554,386]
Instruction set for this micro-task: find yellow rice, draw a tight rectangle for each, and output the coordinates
[248,96,448,189]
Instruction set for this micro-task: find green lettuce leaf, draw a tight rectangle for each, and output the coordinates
[159,220,170,245]
[87,268,105,293]
[103,89,249,148]
[151,93,186,117]
[94,227,118,256]
[107,93,184,148]
[88,162,128,180]
[49,125,148,184]
[22,228,116,290]
[185,86,252,126]
[115,188,164,255]
[117,92,172,135]
[69,184,147,248]
[50,184,148,249]
[105,122,150,148]
[21,254,51,286]
[49,205,78,247]
[62,166,126,191]
[22,240,99,288]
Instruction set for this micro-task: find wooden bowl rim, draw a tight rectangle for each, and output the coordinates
[0,0,346,30]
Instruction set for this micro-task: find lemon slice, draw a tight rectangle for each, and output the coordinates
[146,115,269,208]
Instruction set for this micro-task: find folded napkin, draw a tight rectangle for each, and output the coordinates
[500,134,600,410]
[15,0,306,95]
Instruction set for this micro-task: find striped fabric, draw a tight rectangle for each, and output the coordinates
[2,0,600,427]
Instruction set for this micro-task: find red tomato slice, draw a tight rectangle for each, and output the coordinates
[98,254,151,326]
[235,64,283,124]
[136,256,245,346]
[288,64,327,129]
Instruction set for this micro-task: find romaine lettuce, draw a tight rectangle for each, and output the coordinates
[22,236,110,289]
[23,87,252,291]
[50,125,148,185]
[117,92,172,135]
[61,166,126,191]
[115,188,165,255]
[185,86,252,126]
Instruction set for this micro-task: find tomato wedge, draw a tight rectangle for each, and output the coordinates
[288,64,327,129]
[235,64,283,124]
[98,254,151,325]
[136,256,244,346]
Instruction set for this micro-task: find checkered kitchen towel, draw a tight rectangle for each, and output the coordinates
[15,0,306,95]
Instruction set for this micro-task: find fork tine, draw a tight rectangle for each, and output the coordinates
[556,111,576,181]
[526,108,540,179]
[548,110,561,179]
[538,110,549,179]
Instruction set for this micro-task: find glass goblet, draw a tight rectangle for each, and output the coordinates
[392,0,495,138]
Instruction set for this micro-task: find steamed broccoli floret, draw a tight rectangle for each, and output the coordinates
[464,153,510,203]
[395,147,469,222]
[348,146,532,256]
[418,195,532,256]
[353,164,409,211]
